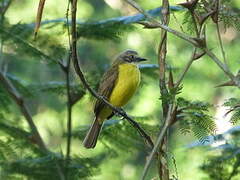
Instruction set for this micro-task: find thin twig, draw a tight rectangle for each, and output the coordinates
[204,48,235,81]
[66,1,72,51]
[216,0,227,65]
[174,48,197,88]
[174,9,201,88]
[216,22,227,64]
[174,11,202,88]
[126,0,199,47]
[65,55,72,176]
[172,12,185,33]
[174,6,201,88]
[65,1,73,177]
[70,0,154,149]
[141,104,174,180]
[190,10,199,36]
[158,0,169,117]
[0,71,46,151]
[0,37,3,70]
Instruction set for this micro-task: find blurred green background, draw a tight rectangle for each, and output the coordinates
[1,0,240,179]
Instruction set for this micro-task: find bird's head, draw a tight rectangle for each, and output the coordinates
[113,49,147,65]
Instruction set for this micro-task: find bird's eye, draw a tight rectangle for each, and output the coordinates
[124,55,134,62]
[130,55,134,59]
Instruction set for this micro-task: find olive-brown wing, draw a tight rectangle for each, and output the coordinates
[94,65,119,117]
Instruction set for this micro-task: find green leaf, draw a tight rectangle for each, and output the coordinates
[230,111,240,124]
[177,97,216,142]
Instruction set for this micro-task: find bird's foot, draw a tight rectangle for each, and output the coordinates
[114,107,126,118]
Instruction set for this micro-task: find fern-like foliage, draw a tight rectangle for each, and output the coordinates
[219,0,240,31]
[6,73,33,98]
[0,122,31,140]
[223,98,240,124]
[29,81,84,96]
[182,11,196,34]
[35,6,183,42]
[76,22,135,41]
[101,120,156,152]
[230,111,240,125]
[0,152,99,180]
[0,121,99,180]
[74,118,158,154]
[177,97,216,143]
[0,73,34,115]
[181,0,240,35]
[0,85,11,113]
[160,85,183,105]
[0,22,65,64]
[200,129,240,180]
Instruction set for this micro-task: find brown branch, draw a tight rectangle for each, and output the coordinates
[141,104,175,180]
[157,0,170,179]
[70,0,154,149]
[158,16,169,116]
[0,71,46,151]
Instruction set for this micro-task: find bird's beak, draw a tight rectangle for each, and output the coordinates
[135,57,147,62]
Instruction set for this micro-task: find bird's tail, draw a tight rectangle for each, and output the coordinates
[83,117,102,149]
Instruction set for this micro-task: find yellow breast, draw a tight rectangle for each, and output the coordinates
[109,63,140,107]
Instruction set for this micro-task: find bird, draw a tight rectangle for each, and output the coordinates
[83,50,147,148]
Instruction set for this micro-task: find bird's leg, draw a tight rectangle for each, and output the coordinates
[99,95,108,102]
